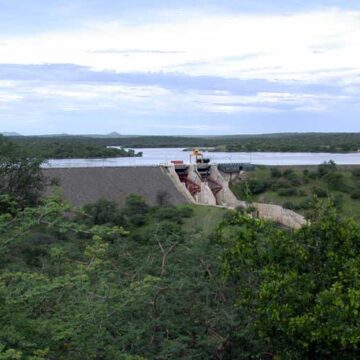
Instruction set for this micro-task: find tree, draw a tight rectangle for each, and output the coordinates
[217,201,360,359]
[0,136,46,208]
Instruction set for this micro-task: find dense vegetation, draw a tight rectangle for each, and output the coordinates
[2,135,141,159]
[231,161,360,220]
[8,132,360,152]
[3,136,360,358]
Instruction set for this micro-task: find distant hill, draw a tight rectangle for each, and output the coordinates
[13,132,130,139]
[1,132,22,137]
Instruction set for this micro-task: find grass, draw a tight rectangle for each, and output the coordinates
[182,205,228,235]
[230,164,360,222]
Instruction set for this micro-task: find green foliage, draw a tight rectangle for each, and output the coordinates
[0,195,237,359]
[282,201,296,210]
[351,189,360,200]
[277,187,299,196]
[270,167,282,178]
[81,198,127,226]
[9,132,360,153]
[324,171,346,190]
[243,179,268,195]
[352,168,360,178]
[312,187,328,198]
[217,201,360,358]
[0,137,46,208]
[318,160,337,177]
[3,136,141,160]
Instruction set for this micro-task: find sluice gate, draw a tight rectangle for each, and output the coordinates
[171,162,238,206]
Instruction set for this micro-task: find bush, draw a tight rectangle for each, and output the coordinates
[308,172,319,180]
[283,169,295,178]
[271,179,291,191]
[298,197,313,210]
[351,190,360,200]
[125,194,150,216]
[82,199,126,226]
[270,167,282,178]
[352,169,360,179]
[283,169,302,186]
[312,187,328,198]
[177,207,194,218]
[318,160,337,177]
[332,194,344,210]
[241,179,268,196]
[324,172,346,191]
[277,188,298,196]
[298,190,307,197]
[283,201,296,210]
[154,207,183,223]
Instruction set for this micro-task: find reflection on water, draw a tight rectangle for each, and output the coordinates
[43,148,360,168]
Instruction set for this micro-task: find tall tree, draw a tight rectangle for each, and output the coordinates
[217,202,360,359]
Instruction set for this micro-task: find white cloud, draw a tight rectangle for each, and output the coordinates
[191,90,348,113]
[0,93,23,103]
[0,9,359,83]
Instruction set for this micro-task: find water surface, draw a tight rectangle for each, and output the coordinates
[44,148,360,168]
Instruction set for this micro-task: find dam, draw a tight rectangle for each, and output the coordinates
[44,162,306,229]
[44,163,244,208]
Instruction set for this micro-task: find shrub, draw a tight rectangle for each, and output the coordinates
[82,199,126,226]
[352,169,360,179]
[277,188,298,196]
[298,190,307,197]
[283,169,295,178]
[351,190,360,200]
[332,194,344,210]
[270,167,282,178]
[177,207,194,218]
[318,160,337,177]
[271,179,291,191]
[125,194,150,216]
[298,197,313,210]
[241,179,268,196]
[324,172,346,191]
[312,187,328,198]
[283,201,296,210]
[308,172,319,180]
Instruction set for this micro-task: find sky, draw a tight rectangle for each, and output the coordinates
[1,0,360,135]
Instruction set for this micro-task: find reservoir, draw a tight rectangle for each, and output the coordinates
[44,148,360,168]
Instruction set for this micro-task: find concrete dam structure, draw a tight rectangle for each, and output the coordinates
[44,163,306,229]
[44,166,190,207]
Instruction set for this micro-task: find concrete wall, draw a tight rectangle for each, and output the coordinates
[210,165,243,207]
[161,165,196,204]
[252,203,306,229]
[188,165,217,206]
[43,166,190,207]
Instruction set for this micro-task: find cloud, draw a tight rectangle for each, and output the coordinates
[0,63,353,117]
[0,93,22,103]
[1,9,360,84]
[88,48,186,55]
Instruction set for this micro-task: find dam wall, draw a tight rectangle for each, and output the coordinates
[188,165,217,206]
[209,165,244,207]
[43,166,190,207]
[43,164,306,229]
